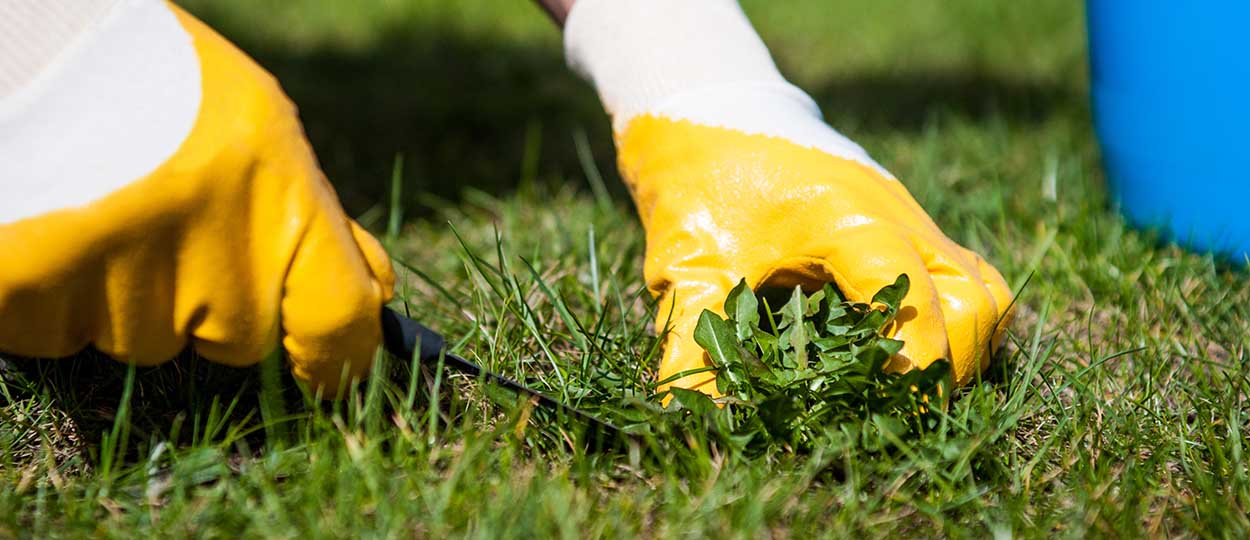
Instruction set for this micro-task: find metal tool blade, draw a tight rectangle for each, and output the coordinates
[380,308,624,445]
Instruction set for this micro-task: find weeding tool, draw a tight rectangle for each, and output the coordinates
[379,307,624,445]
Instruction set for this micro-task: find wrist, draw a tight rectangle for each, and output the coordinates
[565,0,889,177]
[564,0,792,128]
[536,0,577,26]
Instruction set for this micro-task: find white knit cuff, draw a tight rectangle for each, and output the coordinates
[0,0,201,225]
[564,0,805,129]
[0,0,122,98]
[563,0,890,177]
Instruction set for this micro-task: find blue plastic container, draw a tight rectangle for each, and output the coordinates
[1086,0,1250,262]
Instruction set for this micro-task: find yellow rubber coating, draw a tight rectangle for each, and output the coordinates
[616,115,1013,395]
[0,5,394,395]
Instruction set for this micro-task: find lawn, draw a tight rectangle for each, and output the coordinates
[3,0,1249,538]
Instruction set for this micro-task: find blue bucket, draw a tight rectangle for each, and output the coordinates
[1086,0,1250,262]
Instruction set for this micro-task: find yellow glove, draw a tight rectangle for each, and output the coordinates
[0,2,393,393]
[565,0,1013,394]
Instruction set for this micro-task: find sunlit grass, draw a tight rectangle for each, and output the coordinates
[2,0,1248,538]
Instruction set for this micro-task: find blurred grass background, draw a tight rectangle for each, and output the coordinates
[179,0,1088,218]
[4,1,1249,538]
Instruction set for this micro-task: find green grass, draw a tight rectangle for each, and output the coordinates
[3,0,1249,537]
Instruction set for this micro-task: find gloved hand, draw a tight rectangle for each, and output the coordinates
[565,0,1014,394]
[0,1,394,394]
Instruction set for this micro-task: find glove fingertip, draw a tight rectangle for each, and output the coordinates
[283,319,380,399]
[348,220,397,301]
[282,223,389,399]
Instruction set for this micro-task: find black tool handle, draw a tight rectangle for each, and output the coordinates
[380,308,623,441]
